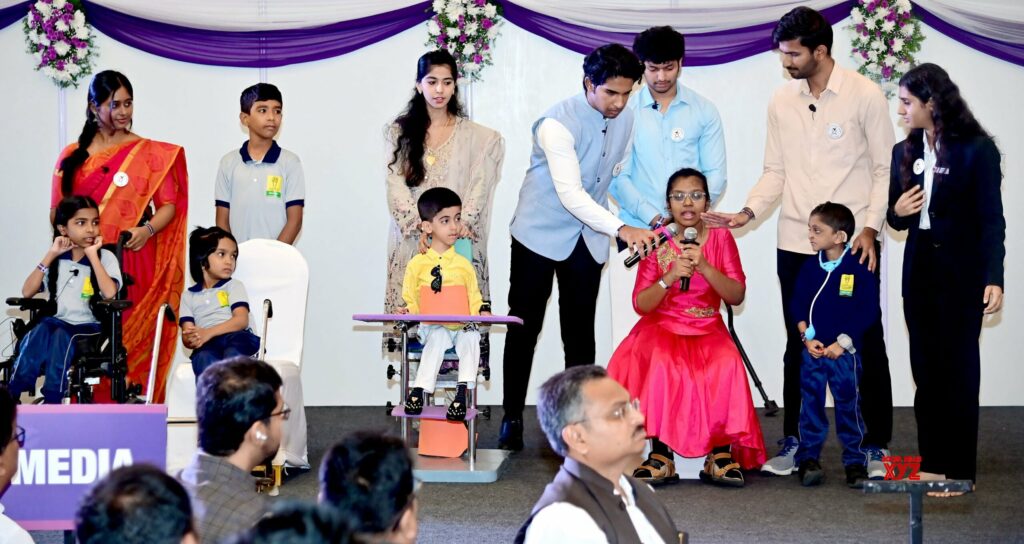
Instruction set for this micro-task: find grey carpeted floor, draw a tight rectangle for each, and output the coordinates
[32,406,1024,543]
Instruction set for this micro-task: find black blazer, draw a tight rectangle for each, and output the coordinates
[886,135,1005,299]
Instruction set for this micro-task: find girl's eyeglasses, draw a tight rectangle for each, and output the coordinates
[11,425,25,447]
[668,190,707,202]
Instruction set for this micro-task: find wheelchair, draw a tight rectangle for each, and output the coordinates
[1,232,173,404]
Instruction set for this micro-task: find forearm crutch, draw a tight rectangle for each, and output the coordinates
[725,305,779,416]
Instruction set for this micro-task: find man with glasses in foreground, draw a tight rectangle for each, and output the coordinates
[0,385,32,543]
[179,357,287,543]
[516,366,682,544]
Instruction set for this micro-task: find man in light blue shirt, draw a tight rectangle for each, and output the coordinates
[611,26,727,229]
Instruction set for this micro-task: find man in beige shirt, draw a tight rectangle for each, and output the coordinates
[704,6,895,483]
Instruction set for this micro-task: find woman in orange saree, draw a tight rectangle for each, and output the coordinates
[49,70,187,402]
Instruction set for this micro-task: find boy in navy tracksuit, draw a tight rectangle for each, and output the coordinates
[791,202,880,488]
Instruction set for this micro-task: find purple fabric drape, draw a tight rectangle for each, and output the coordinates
[81,0,432,68]
[501,1,856,66]
[0,1,28,29]
[913,4,1024,67]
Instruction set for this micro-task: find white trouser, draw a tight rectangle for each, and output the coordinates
[412,324,480,392]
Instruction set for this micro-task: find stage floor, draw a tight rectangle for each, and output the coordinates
[31,405,1024,543]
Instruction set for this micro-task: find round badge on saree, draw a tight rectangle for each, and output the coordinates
[826,123,843,140]
[113,171,130,187]
[912,158,925,175]
[670,128,684,142]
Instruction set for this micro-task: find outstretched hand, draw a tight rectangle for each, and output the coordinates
[701,211,750,229]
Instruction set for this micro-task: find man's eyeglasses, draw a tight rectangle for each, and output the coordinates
[573,398,641,425]
[268,404,291,421]
[430,265,443,293]
[668,190,707,202]
[11,425,25,447]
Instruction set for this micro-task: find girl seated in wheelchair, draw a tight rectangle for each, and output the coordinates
[398,188,490,421]
[180,227,260,379]
[9,196,122,403]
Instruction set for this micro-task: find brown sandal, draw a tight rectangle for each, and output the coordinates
[632,453,680,485]
[699,452,744,487]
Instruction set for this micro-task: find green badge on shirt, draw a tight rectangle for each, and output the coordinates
[265,175,282,198]
[839,274,854,297]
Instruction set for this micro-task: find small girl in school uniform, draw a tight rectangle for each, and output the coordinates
[179,227,260,378]
[9,195,122,403]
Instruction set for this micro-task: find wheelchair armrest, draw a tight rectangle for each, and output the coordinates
[6,297,50,312]
[94,299,133,311]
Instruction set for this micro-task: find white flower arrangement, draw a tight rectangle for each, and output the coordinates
[849,0,924,97]
[426,0,502,82]
[23,0,94,88]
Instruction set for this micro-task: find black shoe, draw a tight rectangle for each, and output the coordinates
[498,416,524,451]
[845,464,868,489]
[799,458,824,487]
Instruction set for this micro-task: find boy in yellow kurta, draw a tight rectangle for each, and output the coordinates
[400,187,491,421]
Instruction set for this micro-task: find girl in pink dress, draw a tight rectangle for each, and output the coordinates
[608,168,766,487]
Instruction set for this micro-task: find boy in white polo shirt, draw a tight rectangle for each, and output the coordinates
[215,83,305,244]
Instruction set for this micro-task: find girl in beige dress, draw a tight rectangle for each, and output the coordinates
[384,50,504,324]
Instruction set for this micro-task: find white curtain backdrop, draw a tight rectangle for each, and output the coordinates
[915,0,1024,43]
[1,0,1020,39]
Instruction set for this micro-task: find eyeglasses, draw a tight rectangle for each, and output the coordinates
[11,426,25,447]
[430,265,443,293]
[668,190,707,202]
[573,398,642,425]
[268,404,291,421]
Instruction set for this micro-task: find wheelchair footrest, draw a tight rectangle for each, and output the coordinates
[391,405,477,421]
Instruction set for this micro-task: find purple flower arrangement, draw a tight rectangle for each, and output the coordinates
[848,0,924,96]
[426,0,503,82]
[23,0,94,88]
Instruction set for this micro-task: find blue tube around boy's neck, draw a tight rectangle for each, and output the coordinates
[818,243,851,273]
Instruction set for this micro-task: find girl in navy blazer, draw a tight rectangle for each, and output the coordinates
[887,63,1005,490]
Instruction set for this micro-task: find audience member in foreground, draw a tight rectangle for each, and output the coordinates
[76,464,197,544]
[179,357,286,543]
[319,431,418,544]
[517,366,682,543]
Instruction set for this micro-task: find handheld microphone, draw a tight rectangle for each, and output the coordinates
[679,227,699,291]
[624,223,679,268]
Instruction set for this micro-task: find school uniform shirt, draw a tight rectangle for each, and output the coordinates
[179,278,250,329]
[919,131,937,230]
[41,250,123,325]
[215,140,305,243]
[611,81,727,227]
[745,64,894,254]
[402,247,483,323]
[790,251,880,349]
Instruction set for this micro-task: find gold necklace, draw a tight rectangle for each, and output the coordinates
[425,116,454,166]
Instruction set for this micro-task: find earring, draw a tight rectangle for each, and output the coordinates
[255,431,267,442]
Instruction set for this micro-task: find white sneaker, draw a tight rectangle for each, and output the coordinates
[866,447,890,480]
[761,436,800,476]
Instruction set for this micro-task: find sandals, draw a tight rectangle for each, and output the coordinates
[699,452,745,487]
[632,453,680,485]
[404,388,424,415]
[446,383,468,421]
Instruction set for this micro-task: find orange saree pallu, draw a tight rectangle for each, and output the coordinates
[53,139,187,402]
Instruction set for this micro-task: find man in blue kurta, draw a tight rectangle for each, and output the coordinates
[500,44,656,451]
[611,26,727,229]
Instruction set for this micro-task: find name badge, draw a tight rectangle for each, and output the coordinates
[113,171,130,187]
[839,274,854,297]
[933,166,949,175]
[912,158,925,175]
[265,175,283,198]
[216,290,230,307]
[670,127,684,142]
[81,276,94,299]
[826,123,844,140]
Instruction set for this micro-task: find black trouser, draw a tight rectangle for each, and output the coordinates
[777,243,892,447]
[905,231,982,481]
[502,236,604,418]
